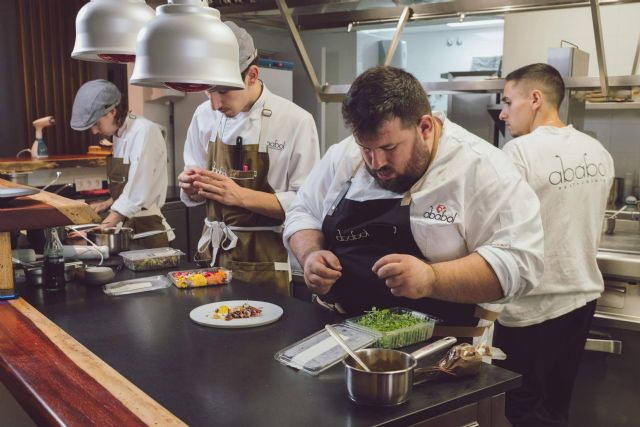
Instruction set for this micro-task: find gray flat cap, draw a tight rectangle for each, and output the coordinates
[70,79,121,131]
[224,21,258,72]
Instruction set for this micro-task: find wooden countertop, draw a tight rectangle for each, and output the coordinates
[0,155,108,174]
[1,262,522,426]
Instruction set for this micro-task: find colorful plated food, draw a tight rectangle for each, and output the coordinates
[169,268,231,289]
[211,303,262,321]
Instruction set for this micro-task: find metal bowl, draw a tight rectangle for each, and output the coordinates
[88,227,133,254]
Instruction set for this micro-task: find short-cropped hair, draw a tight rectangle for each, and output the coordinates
[505,63,565,109]
[342,66,431,139]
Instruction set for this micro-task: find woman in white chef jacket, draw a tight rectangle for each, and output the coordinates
[70,79,174,248]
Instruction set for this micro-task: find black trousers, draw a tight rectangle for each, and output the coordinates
[494,299,597,427]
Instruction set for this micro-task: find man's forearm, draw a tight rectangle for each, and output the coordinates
[241,189,285,220]
[428,252,504,303]
[289,229,325,268]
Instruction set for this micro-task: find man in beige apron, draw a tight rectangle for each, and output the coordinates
[194,104,290,295]
[106,153,169,249]
[179,22,320,296]
[71,80,174,250]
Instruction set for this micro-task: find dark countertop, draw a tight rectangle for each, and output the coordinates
[13,261,520,426]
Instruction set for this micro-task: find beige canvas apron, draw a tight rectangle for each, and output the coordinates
[107,154,169,249]
[195,100,291,296]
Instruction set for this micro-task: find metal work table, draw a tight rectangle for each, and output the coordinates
[2,261,520,426]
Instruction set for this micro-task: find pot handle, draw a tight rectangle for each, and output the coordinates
[410,336,457,360]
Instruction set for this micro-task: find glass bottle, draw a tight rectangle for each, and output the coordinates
[43,227,65,291]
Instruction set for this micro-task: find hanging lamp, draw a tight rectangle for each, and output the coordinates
[72,0,155,63]
[130,0,243,92]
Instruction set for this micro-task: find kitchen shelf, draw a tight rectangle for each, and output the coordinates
[585,101,640,110]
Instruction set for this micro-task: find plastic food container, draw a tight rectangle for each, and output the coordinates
[119,247,184,271]
[347,307,439,349]
[103,275,170,296]
[167,268,232,289]
[275,323,380,376]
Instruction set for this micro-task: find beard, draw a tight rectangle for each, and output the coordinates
[365,132,430,193]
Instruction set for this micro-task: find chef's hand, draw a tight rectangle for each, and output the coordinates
[178,166,205,202]
[192,169,246,207]
[89,197,113,214]
[372,254,435,299]
[303,250,342,295]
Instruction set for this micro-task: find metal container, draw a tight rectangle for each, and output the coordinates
[88,227,133,254]
[343,337,456,406]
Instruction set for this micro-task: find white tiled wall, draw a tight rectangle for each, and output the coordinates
[583,110,640,191]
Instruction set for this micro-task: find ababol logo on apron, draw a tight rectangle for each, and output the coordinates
[423,204,457,223]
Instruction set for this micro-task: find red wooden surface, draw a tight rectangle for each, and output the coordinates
[0,301,146,427]
[0,198,72,232]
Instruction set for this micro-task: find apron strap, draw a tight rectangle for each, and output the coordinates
[474,305,499,322]
[197,220,239,267]
[433,325,487,338]
[432,305,499,338]
[258,105,272,154]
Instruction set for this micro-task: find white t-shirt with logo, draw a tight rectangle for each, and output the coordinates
[498,125,614,327]
[284,113,545,304]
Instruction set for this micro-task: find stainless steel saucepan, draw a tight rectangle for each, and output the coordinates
[343,336,457,406]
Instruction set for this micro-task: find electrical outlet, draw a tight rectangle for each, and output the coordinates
[74,178,102,191]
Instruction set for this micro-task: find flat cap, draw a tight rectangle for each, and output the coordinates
[224,21,258,72]
[70,79,121,131]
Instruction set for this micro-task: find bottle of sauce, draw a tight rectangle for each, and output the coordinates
[43,227,65,291]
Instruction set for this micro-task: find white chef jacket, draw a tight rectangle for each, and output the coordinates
[181,84,320,212]
[110,116,168,220]
[499,125,614,327]
[284,113,545,303]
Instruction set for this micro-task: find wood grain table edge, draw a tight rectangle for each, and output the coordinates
[3,298,187,426]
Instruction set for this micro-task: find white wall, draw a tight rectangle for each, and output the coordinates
[357,24,503,112]
[503,3,640,75]
[503,4,640,188]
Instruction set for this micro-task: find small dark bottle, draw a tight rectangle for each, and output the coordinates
[43,227,65,291]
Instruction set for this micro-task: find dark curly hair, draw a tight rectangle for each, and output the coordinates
[342,66,431,139]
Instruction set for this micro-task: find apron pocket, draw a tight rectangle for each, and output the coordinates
[226,260,291,297]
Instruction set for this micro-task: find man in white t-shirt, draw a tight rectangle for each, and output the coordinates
[496,63,614,427]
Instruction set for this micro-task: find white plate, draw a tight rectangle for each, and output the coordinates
[0,188,39,199]
[189,300,283,329]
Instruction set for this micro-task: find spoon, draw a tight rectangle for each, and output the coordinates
[325,324,371,372]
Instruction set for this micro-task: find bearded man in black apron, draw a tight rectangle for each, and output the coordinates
[284,66,545,342]
[178,22,320,296]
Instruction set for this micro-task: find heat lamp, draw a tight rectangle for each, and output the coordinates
[71,0,155,63]
[130,0,244,92]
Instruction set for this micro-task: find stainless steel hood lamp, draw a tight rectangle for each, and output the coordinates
[72,0,155,63]
[130,0,244,92]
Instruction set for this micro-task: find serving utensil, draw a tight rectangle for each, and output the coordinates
[325,324,371,372]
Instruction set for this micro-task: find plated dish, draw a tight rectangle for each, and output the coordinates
[189,300,283,329]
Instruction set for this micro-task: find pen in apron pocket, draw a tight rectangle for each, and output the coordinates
[235,136,243,170]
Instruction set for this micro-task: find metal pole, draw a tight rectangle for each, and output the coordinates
[632,32,640,75]
[383,6,412,66]
[274,0,323,101]
[590,0,610,96]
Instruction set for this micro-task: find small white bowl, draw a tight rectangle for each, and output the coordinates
[84,266,115,285]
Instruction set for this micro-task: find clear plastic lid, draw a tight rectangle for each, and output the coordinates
[119,247,183,261]
[103,275,170,296]
[275,322,380,376]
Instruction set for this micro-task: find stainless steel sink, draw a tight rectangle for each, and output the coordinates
[598,223,640,281]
